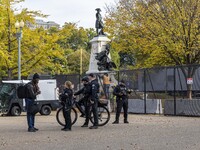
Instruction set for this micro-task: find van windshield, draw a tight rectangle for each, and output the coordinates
[0,83,16,109]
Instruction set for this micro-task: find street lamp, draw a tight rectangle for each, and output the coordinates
[15,20,24,80]
[80,48,83,75]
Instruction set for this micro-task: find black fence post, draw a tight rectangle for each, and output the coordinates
[117,71,120,84]
[79,74,81,90]
[173,67,176,115]
[144,69,147,114]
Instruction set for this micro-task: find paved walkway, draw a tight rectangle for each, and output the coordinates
[0,112,200,150]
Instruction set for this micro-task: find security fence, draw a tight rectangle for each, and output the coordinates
[54,64,200,117]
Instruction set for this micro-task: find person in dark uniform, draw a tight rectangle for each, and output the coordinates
[112,80,132,124]
[59,81,73,131]
[88,73,99,129]
[74,76,91,127]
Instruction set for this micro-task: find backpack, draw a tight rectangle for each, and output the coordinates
[17,84,28,98]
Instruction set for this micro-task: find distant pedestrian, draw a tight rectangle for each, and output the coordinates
[102,73,111,99]
[25,73,41,132]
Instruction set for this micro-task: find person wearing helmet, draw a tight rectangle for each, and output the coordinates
[74,76,91,127]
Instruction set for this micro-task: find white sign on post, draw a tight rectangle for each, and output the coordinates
[187,78,193,84]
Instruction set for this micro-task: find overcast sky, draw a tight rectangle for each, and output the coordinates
[18,0,118,28]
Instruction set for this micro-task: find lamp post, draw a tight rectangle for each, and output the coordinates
[15,20,24,80]
[80,48,83,75]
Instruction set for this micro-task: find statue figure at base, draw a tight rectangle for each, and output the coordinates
[95,8,105,36]
[95,44,116,71]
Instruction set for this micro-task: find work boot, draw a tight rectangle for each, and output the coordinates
[80,114,85,118]
[62,128,71,131]
[112,120,119,124]
[81,124,88,127]
[124,120,129,124]
[28,128,36,132]
[34,127,39,131]
[89,126,98,129]
[61,128,67,131]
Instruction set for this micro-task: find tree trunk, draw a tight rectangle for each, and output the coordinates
[7,68,12,79]
[187,84,192,100]
[180,66,197,100]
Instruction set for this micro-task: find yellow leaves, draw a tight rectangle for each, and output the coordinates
[65,49,90,74]
[105,0,200,68]
[0,0,96,78]
[0,50,8,63]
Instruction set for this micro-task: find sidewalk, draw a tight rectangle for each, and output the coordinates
[0,112,200,150]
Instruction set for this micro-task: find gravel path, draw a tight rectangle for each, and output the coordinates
[0,112,200,150]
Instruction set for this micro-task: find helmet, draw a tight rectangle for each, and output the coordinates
[81,76,89,82]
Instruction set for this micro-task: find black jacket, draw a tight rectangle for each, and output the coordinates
[74,83,91,98]
[26,81,39,99]
[113,83,129,99]
[89,79,100,101]
[60,88,73,106]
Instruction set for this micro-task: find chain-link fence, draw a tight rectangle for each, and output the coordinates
[52,65,200,117]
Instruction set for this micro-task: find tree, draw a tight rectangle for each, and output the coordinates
[105,0,200,99]
[57,22,95,52]
[66,49,90,74]
[0,0,53,79]
[20,27,67,76]
[0,0,70,78]
[55,22,96,74]
[0,0,96,78]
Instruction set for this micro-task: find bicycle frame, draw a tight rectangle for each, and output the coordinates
[56,98,110,127]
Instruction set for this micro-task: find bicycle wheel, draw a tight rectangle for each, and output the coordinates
[89,105,110,126]
[56,107,78,126]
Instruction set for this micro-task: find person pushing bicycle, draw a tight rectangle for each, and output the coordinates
[74,76,91,127]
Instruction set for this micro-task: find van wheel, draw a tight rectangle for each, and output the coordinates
[40,105,51,115]
[11,106,21,116]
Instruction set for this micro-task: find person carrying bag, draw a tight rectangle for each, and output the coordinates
[25,73,41,132]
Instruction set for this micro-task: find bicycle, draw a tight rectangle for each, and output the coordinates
[56,98,110,126]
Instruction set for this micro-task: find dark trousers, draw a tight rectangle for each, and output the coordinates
[25,98,35,129]
[115,97,128,121]
[84,101,90,125]
[63,106,71,129]
[103,84,110,99]
[91,100,98,126]
[77,97,87,115]
[76,97,90,125]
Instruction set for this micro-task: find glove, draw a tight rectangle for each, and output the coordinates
[90,99,94,104]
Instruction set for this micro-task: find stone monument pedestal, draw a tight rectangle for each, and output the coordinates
[86,35,118,112]
[86,35,111,74]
